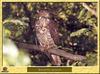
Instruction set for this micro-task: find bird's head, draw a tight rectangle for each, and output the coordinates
[37,10,51,19]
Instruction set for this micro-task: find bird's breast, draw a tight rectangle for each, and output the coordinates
[35,17,57,51]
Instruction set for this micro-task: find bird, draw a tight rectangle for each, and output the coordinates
[35,10,61,66]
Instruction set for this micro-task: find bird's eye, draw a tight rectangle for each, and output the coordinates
[46,19,49,22]
[39,17,42,20]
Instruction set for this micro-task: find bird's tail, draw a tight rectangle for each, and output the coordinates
[51,54,61,66]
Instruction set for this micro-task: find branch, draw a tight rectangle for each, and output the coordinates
[15,41,86,61]
[82,3,97,17]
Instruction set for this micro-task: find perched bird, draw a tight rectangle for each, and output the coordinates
[35,10,61,65]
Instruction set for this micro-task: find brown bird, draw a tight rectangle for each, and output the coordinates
[35,10,61,66]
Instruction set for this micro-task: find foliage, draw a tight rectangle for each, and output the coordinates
[3,2,97,66]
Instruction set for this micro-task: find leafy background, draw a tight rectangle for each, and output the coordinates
[3,2,97,66]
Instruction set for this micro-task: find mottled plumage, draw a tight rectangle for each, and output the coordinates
[35,10,61,65]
